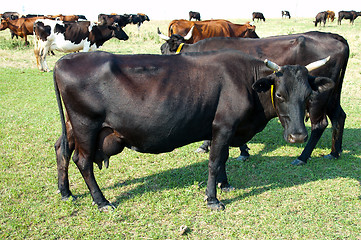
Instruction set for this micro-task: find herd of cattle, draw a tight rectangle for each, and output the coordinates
[0,10,352,211]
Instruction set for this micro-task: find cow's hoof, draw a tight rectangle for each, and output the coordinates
[62,195,76,201]
[323,154,337,160]
[291,159,306,166]
[195,147,208,153]
[236,155,249,161]
[207,201,225,211]
[98,203,116,212]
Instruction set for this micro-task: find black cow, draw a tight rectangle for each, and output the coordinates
[159,31,349,166]
[54,50,332,211]
[98,14,129,27]
[338,10,361,25]
[252,12,265,22]
[315,11,328,27]
[189,11,201,21]
[282,11,291,19]
[126,13,150,28]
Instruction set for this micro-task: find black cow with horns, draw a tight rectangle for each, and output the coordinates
[159,31,349,166]
[54,50,333,211]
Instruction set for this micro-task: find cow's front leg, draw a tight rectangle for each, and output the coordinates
[74,150,115,212]
[292,115,328,165]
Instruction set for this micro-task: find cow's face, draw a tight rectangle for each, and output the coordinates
[110,23,129,41]
[158,27,193,54]
[253,60,334,144]
[0,18,8,30]
[160,34,185,54]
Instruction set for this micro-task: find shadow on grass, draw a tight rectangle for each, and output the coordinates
[86,122,360,208]
[69,120,360,208]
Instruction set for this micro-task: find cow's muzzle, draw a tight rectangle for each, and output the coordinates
[286,133,308,144]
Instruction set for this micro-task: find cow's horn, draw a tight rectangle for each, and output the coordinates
[305,56,330,72]
[183,26,194,40]
[157,27,170,41]
[264,59,281,72]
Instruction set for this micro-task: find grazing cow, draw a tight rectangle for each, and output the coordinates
[165,19,258,44]
[0,16,44,45]
[314,11,328,27]
[33,19,128,72]
[54,50,333,211]
[327,10,335,22]
[252,12,265,22]
[282,11,291,19]
[189,11,201,21]
[159,31,349,166]
[338,10,361,25]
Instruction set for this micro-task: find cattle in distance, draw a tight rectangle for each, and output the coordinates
[252,12,265,22]
[327,10,335,22]
[159,32,349,166]
[338,10,361,25]
[53,50,333,211]
[189,11,201,21]
[282,11,291,19]
[314,11,328,27]
[0,16,45,45]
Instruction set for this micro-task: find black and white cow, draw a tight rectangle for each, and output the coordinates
[33,19,129,72]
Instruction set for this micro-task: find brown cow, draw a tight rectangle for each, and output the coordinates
[46,14,80,21]
[327,10,335,22]
[0,16,45,45]
[167,19,259,44]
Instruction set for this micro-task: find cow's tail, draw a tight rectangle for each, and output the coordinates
[53,68,70,160]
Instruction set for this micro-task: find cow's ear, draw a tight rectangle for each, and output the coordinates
[253,75,275,93]
[308,76,334,93]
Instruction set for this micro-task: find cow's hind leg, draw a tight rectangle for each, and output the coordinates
[73,148,115,212]
[55,134,75,200]
[326,104,346,159]
[195,140,211,153]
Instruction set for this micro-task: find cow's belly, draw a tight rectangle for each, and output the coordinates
[50,36,94,52]
[107,103,215,154]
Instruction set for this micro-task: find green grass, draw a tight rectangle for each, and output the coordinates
[0,18,361,239]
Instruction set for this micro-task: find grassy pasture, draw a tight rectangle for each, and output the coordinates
[0,18,360,239]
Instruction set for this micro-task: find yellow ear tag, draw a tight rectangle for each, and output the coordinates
[271,84,275,109]
[176,43,184,54]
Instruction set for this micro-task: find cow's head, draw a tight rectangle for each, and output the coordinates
[158,27,193,54]
[109,22,129,41]
[0,18,8,30]
[252,57,334,144]
[242,22,259,38]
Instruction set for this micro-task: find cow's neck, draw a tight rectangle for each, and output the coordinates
[90,26,113,48]
[7,19,22,33]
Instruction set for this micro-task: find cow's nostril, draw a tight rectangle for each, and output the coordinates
[288,134,308,143]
